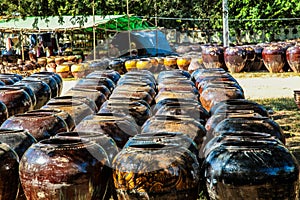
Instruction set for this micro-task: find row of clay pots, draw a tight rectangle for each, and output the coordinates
[200,97,299,199]
[201,43,300,73]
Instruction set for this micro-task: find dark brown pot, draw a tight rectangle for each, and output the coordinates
[26,109,76,131]
[1,113,69,141]
[65,87,107,110]
[73,84,111,99]
[242,46,256,72]
[75,113,139,148]
[114,84,156,99]
[201,45,226,69]
[191,68,227,83]
[0,142,19,200]
[224,46,247,73]
[110,89,154,106]
[113,143,200,199]
[286,45,300,73]
[0,87,33,116]
[198,80,243,95]
[251,45,265,71]
[75,77,115,93]
[0,101,8,126]
[42,101,94,125]
[24,75,59,98]
[262,45,286,73]
[195,74,237,91]
[86,70,121,85]
[155,90,199,104]
[31,72,63,96]
[5,84,37,109]
[15,79,52,109]
[19,137,110,200]
[157,70,191,83]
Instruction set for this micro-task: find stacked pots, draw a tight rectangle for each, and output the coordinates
[200,97,299,199]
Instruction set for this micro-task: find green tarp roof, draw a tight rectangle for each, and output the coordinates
[0,15,155,32]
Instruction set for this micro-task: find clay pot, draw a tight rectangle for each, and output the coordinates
[27,109,76,131]
[24,75,59,98]
[109,58,126,74]
[199,85,245,112]
[141,115,206,150]
[113,143,200,199]
[15,79,52,109]
[31,72,63,96]
[114,84,156,99]
[243,46,256,72]
[42,100,94,125]
[197,79,243,95]
[86,70,121,85]
[157,70,191,82]
[19,137,110,200]
[251,45,265,71]
[111,88,154,106]
[201,45,226,69]
[203,139,299,200]
[5,84,36,109]
[0,102,8,126]
[262,45,286,73]
[286,45,300,73]
[155,90,199,104]
[65,87,107,110]
[191,68,227,83]
[1,113,68,141]
[177,56,191,71]
[195,73,237,90]
[136,58,152,70]
[163,56,178,69]
[0,73,22,82]
[0,142,19,200]
[0,87,33,116]
[56,64,70,78]
[224,46,247,73]
[75,77,115,95]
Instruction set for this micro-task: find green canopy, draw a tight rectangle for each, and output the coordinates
[0,15,155,32]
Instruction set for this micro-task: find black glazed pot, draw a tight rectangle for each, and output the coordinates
[24,75,58,98]
[31,72,63,96]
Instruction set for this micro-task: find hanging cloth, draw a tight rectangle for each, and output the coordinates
[6,38,12,52]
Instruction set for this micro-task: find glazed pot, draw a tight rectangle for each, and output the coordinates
[262,45,286,73]
[48,95,98,113]
[198,80,243,95]
[251,45,265,71]
[0,101,8,126]
[24,75,59,98]
[19,137,110,200]
[86,70,121,84]
[71,64,86,79]
[109,58,126,75]
[31,72,63,96]
[5,84,37,109]
[15,79,52,109]
[26,109,76,131]
[199,85,245,112]
[163,56,178,69]
[42,100,94,125]
[141,115,206,150]
[114,84,156,99]
[242,46,256,72]
[1,113,68,141]
[0,73,22,82]
[224,46,247,73]
[74,113,139,148]
[56,64,70,78]
[286,45,300,73]
[65,87,107,110]
[0,87,33,116]
[157,70,191,82]
[177,56,191,71]
[203,139,299,200]
[113,143,200,199]
[201,45,226,69]
[195,74,237,90]
[110,88,154,106]
[76,77,115,93]
[0,77,16,85]
[136,58,152,70]
[0,142,19,200]
[191,68,227,83]
[155,90,199,104]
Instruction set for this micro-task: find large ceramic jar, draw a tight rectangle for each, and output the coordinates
[76,77,115,93]
[251,45,264,71]
[15,79,52,109]
[5,84,37,109]
[24,75,59,98]
[0,87,33,116]
[201,45,226,69]
[176,56,191,71]
[19,137,110,200]
[0,142,19,200]
[262,44,286,73]
[1,113,68,141]
[109,58,126,74]
[75,113,139,148]
[242,46,256,72]
[113,143,200,199]
[31,72,63,96]
[111,88,154,106]
[86,70,121,85]
[203,139,299,200]
[42,100,94,125]
[163,56,178,69]
[286,45,300,73]
[114,84,156,99]
[224,46,247,73]
[197,79,243,95]
[136,58,152,70]
[155,90,199,104]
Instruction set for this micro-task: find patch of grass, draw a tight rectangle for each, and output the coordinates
[231,71,300,79]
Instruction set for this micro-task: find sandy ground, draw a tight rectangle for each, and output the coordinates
[61,76,300,99]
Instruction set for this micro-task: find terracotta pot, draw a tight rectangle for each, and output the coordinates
[224,46,247,73]
[31,72,63,96]
[15,79,52,109]
[75,112,139,148]
[262,45,286,73]
[1,112,69,141]
[56,64,70,78]
[19,137,110,200]
[42,101,94,125]
[0,142,19,200]
[199,85,245,112]
[177,56,191,71]
[163,56,178,69]
[286,45,300,73]
[201,45,226,69]
[27,109,76,131]
[113,143,200,199]
[86,70,121,85]
[0,87,33,116]
[65,87,107,110]
[24,75,59,98]
[141,115,206,150]
[203,139,299,199]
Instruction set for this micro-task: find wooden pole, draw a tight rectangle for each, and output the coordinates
[93,0,96,60]
[222,0,229,47]
[127,0,132,56]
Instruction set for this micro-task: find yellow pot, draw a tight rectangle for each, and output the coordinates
[164,56,177,69]
[136,58,152,70]
[125,59,137,71]
[56,64,70,73]
[55,57,65,65]
[37,57,47,66]
[177,56,191,71]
